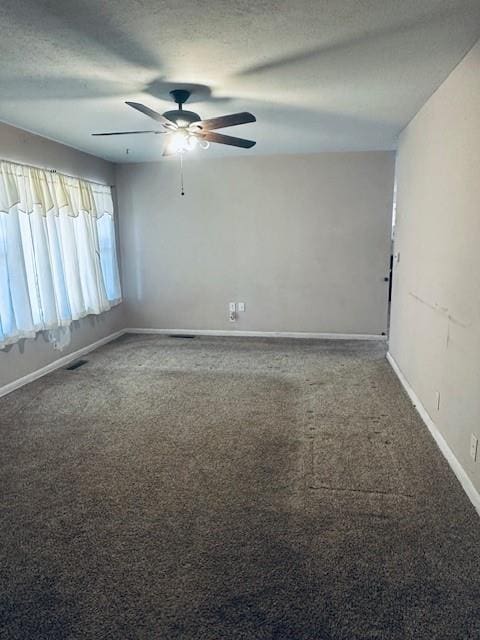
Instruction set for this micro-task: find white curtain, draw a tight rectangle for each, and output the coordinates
[0,161,121,349]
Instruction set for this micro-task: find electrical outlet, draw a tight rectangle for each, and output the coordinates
[238,302,246,312]
[470,434,478,462]
[228,302,236,322]
[435,391,440,411]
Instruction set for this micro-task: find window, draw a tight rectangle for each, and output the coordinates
[96,207,121,303]
[0,161,121,349]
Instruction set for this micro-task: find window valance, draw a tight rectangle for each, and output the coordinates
[0,161,113,218]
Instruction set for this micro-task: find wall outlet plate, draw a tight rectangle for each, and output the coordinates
[238,302,246,312]
[229,302,236,312]
[470,434,478,461]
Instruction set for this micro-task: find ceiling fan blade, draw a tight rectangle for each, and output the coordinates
[200,131,256,148]
[193,112,256,130]
[91,130,165,136]
[125,101,177,129]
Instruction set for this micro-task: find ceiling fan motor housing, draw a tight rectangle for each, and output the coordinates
[162,109,201,126]
[165,90,201,126]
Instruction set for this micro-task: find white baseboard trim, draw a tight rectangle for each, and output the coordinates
[126,328,387,341]
[386,352,480,516]
[0,329,126,399]
[0,328,387,399]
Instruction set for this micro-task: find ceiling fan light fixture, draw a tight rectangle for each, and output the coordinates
[187,135,199,150]
[170,130,190,153]
[168,132,203,154]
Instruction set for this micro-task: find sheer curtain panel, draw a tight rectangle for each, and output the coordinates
[0,161,121,349]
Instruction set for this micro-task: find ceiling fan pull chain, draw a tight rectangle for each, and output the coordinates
[180,152,185,196]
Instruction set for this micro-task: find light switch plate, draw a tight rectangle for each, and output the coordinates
[238,302,246,312]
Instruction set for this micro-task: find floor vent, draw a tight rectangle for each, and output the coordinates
[168,334,196,339]
[66,359,88,371]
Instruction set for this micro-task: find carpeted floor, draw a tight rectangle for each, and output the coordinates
[1,335,479,639]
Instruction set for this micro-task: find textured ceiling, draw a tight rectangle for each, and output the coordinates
[0,0,479,162]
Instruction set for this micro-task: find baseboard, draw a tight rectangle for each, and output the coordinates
[0,328,387,399]
[386,352,480,516]
[126,328,387,341]
[0,329,126,399]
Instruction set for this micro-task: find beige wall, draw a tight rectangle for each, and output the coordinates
[0,122,124,388]
[116,151,395,335]
[389,40,480,493]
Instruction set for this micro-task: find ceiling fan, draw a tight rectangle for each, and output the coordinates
[92,89,256,156]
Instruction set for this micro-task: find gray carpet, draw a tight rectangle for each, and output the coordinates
[1,335,479,639]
